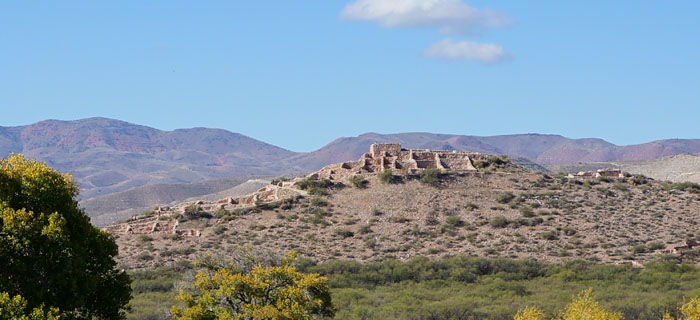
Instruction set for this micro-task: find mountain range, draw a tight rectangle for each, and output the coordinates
[3,117,700,222]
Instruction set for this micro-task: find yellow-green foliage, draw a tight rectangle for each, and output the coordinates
[512,289,630,320]
[0,292,60,320]
[514,306,544,320]
[559,289,622,320]
[0,154,131,319]
[680,297,700,320]
[664,297,700,320]
[171,251,335,320]
[514,290,700,320]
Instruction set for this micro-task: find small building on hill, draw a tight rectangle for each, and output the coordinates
[568,168,624,179]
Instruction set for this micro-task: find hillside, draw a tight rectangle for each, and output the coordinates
[83,176,270,226]
[107,145,700,270]
[546,154,700,184]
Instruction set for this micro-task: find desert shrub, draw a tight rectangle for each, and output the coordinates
[349,175,367,189]
[520,206,535,217]
[647,242,665,251]
[378,169,399,184]
[633,245,647,254]
[271,176,290,185]
[138,234,154,243]
[296,178,334,195]
[598,176,614,183]
[137,252,154,261]
[184,205,212,219]
[371,209,384,216]
[391,216,410,223]
[233,207,258,216]
[250,224,268,231]
[184,205,201,217]
[541,231,558,240]
[280,195,301,210]
[215,207,230,218]
[335,229,354,238]
[420,168,442,186]
[425,210,440,226]
[668,182,700,193]
[214,225,227,235]
[358,225,373,234]
[308,187,329,196]
[562,227,577,236]
[310,197,329,207]
[490,216,510,228]
[465,202,479,211]
[473,155,508,169]
[613,183,629,192]
[497,192,516,204]
[445,216,465,228]
[255,199,280,210]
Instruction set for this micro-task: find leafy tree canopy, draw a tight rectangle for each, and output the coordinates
[172,250,335,320]
[0,154,131,319]
[0,292,60,320]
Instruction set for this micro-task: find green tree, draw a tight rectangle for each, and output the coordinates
[0,292,60,320]
[172,251,335,320]
[0,154,131,319]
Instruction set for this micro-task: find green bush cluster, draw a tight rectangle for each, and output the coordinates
[378,169,399,184]
[301,257,700,320]
[129,253,700,320]
[295,178,335,195]
[349,175,367,188]
[497,192,516,204]
[419,168,442,187]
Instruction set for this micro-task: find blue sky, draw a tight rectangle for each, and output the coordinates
[1,1,698,152]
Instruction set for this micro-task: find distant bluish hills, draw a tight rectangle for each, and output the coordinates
[3,117,700,223]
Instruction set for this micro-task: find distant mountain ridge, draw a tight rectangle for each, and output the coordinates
[284,132,700,169]
[0,118,300,200]
[3,118,700,222]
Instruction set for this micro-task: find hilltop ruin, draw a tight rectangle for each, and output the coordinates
[104,143,484,237]
[298,143,483,181]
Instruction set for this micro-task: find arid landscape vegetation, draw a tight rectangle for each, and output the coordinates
[5,123,700,320]
[4,1,700,319]
[104,144,700,319]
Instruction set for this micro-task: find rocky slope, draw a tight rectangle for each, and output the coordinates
[546,154,700,184]
[83,176,271,226]
[108,151,700,270]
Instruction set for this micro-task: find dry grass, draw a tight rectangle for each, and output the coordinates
[112,168,700,269]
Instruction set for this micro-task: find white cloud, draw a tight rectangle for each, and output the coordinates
[421,38,509,64]
[340,0,509,35]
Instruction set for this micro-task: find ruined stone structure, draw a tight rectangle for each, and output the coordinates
[104,184,306,237]
[105,143,482,236]
[299,143,482,181]
[567,169,624,179]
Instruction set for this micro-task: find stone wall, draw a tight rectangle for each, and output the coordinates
[310,143,479,181]
[370,143,402,158]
